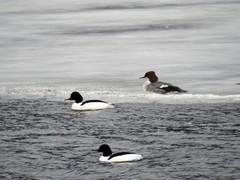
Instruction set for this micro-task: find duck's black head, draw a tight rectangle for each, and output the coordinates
[97,144,112,156]
[66,91,83,103]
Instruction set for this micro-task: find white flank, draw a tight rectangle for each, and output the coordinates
[71,102,114,111]
[99,154,143,163]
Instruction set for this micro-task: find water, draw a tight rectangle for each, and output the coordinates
[1,100,240,179]
[1,0,240,179]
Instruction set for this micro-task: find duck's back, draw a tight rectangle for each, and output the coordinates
[145,81,187,94]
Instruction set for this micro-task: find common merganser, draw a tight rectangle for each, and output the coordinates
[66,91,114,111]
[140,71,187,94]
[94,144,143,163]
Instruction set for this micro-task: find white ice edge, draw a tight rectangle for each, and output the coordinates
[0,85,240,104]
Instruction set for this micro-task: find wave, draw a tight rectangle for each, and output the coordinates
[45,21,202,36]
[3,1,239,15]
[0,85,239,104]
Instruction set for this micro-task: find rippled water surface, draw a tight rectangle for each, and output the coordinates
[1,0,240,179]
[1,99,240,179]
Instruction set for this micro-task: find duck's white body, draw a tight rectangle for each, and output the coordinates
[66,91,114,111]
[71,102,113,111]
[99,154,143,163]
[95,144,143,163]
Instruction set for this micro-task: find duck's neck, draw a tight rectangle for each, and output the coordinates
[149,75,158,83]
[103,149,112,157]
[75,98,82,103]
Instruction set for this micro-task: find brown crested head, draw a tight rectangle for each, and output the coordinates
[140,71,158,83]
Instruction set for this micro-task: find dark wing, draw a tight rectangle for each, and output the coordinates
[81,100,107,106]
[147,81,187,93]
[108,152,132,160]
[161,85,187,93]
[157,81,187,93]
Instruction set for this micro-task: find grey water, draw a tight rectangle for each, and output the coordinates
[0,0,240,179]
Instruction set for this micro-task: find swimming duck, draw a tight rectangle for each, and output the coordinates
[66,91,114,111]
[94,144,143,163]
[140,71,187,94]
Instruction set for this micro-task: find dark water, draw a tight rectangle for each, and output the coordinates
[1,99,240,179]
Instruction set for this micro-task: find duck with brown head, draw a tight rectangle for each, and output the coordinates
[140,71,187,94]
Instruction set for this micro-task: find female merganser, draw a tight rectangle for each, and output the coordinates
[140,71,187,94]
[94,144,143,163]
[66,91,114,111]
